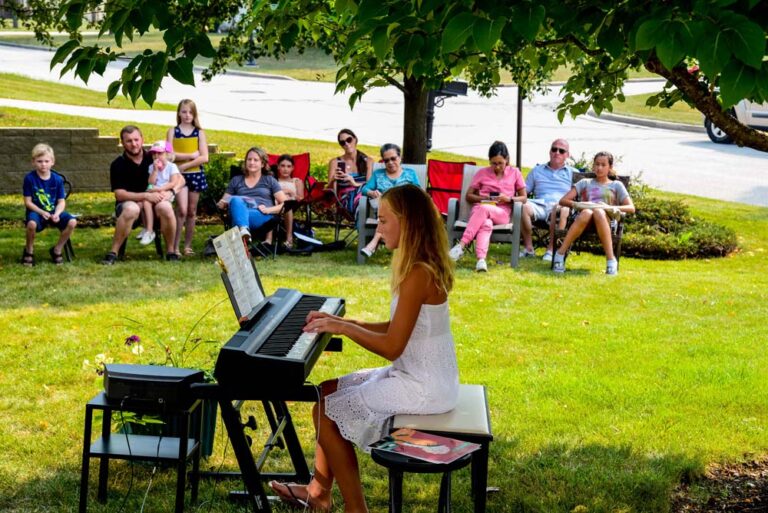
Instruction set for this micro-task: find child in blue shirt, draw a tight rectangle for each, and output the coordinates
[22,143,77,266]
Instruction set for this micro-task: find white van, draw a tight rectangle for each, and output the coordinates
[705,100,768,143]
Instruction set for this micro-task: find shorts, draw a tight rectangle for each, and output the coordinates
[528,200,556,222]
[182,171,208,192]
[26,210,75,232]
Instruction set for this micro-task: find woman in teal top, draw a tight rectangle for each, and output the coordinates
[359,143,421,258]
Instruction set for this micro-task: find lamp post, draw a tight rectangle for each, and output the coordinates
[425,81,468,152]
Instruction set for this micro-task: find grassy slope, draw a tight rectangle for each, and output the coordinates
[611,93,703,125]
[0,72,176,110]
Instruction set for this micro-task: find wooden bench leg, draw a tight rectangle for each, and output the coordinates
[438,471,452,513]
[470,443,489,513]
[388,468,403,513]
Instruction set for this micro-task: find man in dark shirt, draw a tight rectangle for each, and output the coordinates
[102,125,179,264]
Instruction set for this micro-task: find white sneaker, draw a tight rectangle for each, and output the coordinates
[606,259,618,275]
[542,251,553,262]
[475,258,488,272]
[239,226,251,240]
[139,231,156,246]
[360,245,375,258]
[135,228,147,240]
[519,249,536,258]
[448,243,464,261]
[552,253,565,273]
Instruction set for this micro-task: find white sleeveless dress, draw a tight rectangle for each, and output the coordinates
[324,296,459,451]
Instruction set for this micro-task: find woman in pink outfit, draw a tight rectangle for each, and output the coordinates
[448,141,527,272]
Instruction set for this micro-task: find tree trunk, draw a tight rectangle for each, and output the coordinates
[401,76,429,164]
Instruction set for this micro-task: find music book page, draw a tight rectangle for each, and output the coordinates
[213,227,264,317]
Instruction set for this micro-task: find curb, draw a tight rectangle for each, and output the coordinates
[587,110,705,133]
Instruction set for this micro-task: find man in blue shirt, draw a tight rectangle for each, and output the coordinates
[520,139,576,261]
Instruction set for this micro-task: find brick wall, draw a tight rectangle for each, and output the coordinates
[0,128,234,194]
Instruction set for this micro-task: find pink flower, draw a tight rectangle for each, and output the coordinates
[125,334,141,346]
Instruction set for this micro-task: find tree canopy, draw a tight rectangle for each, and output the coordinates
[12,0,768,159]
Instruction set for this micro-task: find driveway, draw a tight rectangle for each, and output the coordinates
[0,44,766,207]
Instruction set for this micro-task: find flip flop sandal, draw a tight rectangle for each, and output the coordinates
[269,481,330,511]
[183,247,195,256]
[21,249,35,267]
[49,247,64,265]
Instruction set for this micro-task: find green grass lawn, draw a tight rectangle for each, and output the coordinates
[0,72,176,110]
[0,76,766,512]
[0,186,766,513]
[611,93,703,125]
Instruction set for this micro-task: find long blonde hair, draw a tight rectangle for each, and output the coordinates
[176,99,202,129]
[381,185,454,295]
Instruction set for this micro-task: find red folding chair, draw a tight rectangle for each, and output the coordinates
[268,152,318,227]
[427,159,476,216]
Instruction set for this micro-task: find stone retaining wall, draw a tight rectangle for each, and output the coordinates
[0,127,118,194]
[0,127,234,194]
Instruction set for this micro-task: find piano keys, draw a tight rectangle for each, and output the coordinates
[214,288,345,392]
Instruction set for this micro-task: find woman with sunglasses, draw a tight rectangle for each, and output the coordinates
[359,143,422,257]
[448,141,527,272]
[327,129,373,214]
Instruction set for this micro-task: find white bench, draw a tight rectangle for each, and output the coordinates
[389,384,493,513]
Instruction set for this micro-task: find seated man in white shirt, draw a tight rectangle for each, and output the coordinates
[520,139,577,261]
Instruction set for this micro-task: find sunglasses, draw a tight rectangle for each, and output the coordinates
[550,147,568,154]
[338,136,355,146]
[382,156,399,163]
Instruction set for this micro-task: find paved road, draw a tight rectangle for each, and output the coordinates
[1,44,766,206]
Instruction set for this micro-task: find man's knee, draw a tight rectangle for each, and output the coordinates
[118,201,141,221]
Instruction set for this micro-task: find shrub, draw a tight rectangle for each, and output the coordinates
[621,196,737,259]
[199,153,238,215]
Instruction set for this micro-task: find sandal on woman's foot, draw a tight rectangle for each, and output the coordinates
[268,481,330,511]
[183,247,195,256]
[49,247,64,265]
[21,249,34,267]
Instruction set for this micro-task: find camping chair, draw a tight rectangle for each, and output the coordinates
[445,164,523,268]
[268,152,317,228]
[56,171,76,262]
[426,159,475,216]
[548,172,632,270]
[356,163,427,264]
[217,164,286,259]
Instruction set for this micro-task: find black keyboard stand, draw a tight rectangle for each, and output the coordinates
[192,382,321,512]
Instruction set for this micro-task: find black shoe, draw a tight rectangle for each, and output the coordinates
[166,252,180,262]
[101,252,117,265]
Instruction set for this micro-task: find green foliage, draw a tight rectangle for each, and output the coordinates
[623,196,738,259]
[199,153,237,215]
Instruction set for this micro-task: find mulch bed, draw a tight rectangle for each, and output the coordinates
[673,458,768,512]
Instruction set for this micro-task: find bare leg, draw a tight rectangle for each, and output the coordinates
[173,186,189,254]
[25,221,37,254]
[363,232,381,253]
[284,210,294,246]
[521,204,535,252]
[110,202,140,254]
[155,201,178,255]
[184,191,200,252]
[54,218,77,254]
[591,209,615,260]
[143,201,155,232]
[556,209,593,255]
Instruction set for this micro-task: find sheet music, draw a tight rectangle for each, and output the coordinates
[213,227,265,317]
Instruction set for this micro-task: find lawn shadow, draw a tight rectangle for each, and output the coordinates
[485,440,703,513]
